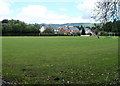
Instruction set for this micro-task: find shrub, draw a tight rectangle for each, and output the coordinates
[100,31,108,36]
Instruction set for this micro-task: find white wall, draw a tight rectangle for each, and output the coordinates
[40,26,46,33]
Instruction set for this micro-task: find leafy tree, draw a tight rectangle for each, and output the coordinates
[2,19,9,23]
[93,23,101,38]
[34,23,41,29]
[2,23,12,32]
[2,19,40,35]
[102,22,113,32]
[116,20,120,33]
[43,28,54,33]
[102,20,120,33]
[112,20,119,33]
[85,26,91,29]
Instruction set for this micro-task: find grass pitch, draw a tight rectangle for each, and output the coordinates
[2,36,118,85]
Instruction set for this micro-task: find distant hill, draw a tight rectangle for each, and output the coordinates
[30,23,98,29]
[44,23,95,28]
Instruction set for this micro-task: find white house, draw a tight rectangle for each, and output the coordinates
[54,29,60,34]
[39,26,46,33]
[80,28,93,34]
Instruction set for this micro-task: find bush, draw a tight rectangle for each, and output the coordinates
[40,33,67,36]
[43,29,54,33]
[100,31,109,36]
[86,33,92,36]
[72,32,80,36]
[2,32,39,36]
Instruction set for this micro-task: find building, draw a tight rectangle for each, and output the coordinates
[80,28,93,35]
[54,29,60,34]
[60,26,80,34]
[39,25,55,33]
[39,26,46,33]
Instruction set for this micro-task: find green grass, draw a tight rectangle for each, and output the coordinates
[2,36,118,85]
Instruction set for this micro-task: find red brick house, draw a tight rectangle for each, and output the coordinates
[60,26,80,34]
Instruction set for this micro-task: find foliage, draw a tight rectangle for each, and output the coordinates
[81,25,85,35]
[102,22,113,32]
[2,19,120,36]
[92,23,101,36]
[43,28,54,33]
[40,33,65,36]
[2,19,40,35]
[92,21,120,36]
[86,33,92,36]
[99,31,108,36]
[71,32,81,36]
[2,19,9,23]
[102,20,120,33]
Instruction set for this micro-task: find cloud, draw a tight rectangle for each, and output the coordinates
[77,0,97,19]
[0,0,12,16]
[0,1,97,24]
[5,0,84,3]
[14,5,69,24]
[18,5,47,17]
[15,5,89,24]
[15,4,95,24]
[60,8,67,11]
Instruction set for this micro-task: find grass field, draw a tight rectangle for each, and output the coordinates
[2,36,118,85]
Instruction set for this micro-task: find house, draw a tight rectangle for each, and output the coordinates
[80,28,93,35]
[39,25,53,33]
[40,25,94,36]
[69,26,80,33]
[54,29,60,34]
[39,26,46,33]
[50,25,60,34]
[60,26,80,34]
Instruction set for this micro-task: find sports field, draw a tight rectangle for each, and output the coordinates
[2,36,118,85]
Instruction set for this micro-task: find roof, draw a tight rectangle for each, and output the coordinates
[62,27,79,30]
[69,27,79,30]
[80,28,93,33]
[63,27,69,30]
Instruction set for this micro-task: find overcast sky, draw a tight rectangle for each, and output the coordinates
[0,0,98,24]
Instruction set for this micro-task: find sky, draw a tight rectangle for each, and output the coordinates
[0,0,98,24]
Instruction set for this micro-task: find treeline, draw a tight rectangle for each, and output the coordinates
[2,19,40,36]
[102,20,120,33]
[87,20,120,36]
[1,19,120,36]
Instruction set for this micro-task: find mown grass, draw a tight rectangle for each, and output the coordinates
[2,36,118,85]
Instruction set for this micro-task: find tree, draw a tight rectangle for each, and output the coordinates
[116,20,120,33]
[2,19,9,23]
[8,20,27,33]
[2,19,40,36]
[112,19,118,32]
[102,22,113,32]
[43,28,54,33]
[93,23,101,38]
[102,20,120,33]
[2,23,12,32]
[92,0,119,23]
[81,25,85,35]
